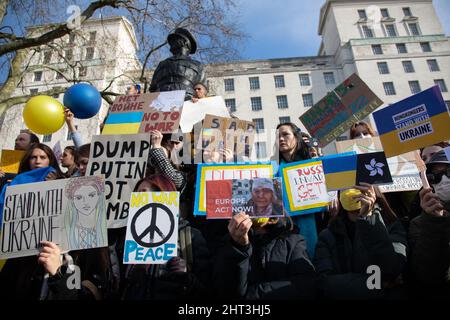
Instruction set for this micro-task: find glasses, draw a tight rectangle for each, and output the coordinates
[427,168,450,184]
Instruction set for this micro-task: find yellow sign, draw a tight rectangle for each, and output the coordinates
[0,150,26,174]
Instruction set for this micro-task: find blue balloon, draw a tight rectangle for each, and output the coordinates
[63,83,101,119]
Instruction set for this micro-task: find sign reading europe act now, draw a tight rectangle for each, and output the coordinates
[124,192,179,264]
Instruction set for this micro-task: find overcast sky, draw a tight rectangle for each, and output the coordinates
[238,0,450,60]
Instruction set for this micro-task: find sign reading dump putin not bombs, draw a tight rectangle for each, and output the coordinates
[87,134,150,229]
[373,86,450,158]
[124,192,179,264]
[299,74,383,147]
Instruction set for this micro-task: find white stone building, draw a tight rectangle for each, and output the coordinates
[207,0,450,158]
[0,16,142,151]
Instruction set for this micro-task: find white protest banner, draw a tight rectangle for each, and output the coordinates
[87,134,151,228]
[280,159,330,216]
[335,136,422,192]
[124,192,179,264]
[0,176,107,259]
[180,96,230,133]
[52,140,63,166]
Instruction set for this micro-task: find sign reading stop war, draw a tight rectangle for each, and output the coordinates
[87,134,151,229]
[1,176,107,259]
[124,192,179,264]
[280,159,330,216]
[299,74,383,148]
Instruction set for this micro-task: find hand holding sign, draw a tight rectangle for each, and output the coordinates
[352,183,377,217]
[37,241,62,276]
[419,188,444,217]
[228,212,252,246]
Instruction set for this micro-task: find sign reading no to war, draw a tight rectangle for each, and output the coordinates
[280,159,330,216]
[102,91,185,134]
[299,74,383,147]
[124,192,179,264]
[373,86,450,158]
[0,176,107,259]
[87,134,150,229]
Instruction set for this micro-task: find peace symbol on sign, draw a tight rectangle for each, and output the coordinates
[130,203,175,248]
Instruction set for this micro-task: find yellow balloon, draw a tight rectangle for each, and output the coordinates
[23,95,65,135]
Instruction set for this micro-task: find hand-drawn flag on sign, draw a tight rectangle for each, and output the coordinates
[322,153,357,191]
[102,111,144,134]
[356,152,393,185]
[373,86,450,158]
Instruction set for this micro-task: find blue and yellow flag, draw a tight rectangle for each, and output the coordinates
[373,86,450,158]
[102,111,144,134]
[322,152,357,191]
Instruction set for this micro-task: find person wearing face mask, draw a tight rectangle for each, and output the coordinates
[314,183,407,299]
[212,212,318,299]
[408,150,450,299]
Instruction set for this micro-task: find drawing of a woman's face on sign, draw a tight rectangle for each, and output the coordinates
[64,176,107,250]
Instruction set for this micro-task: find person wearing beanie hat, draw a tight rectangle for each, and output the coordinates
[409,149,450,299]
[247,178,283,217]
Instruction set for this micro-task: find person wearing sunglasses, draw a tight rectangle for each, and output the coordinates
[408,150,450,299]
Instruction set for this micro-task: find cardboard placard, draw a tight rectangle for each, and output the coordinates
[124,192,179,264]
[0,176,107,259]
[0,150,25,174]
[86,134,151,228]
[180,96,230,133]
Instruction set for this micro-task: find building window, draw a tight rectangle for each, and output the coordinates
[251,97,262,111]
[362,25,374,38]
[79,66,87,77]
[383,82,396,96]
[67,125,78,140]
[358,9,367,19]
[323,72,335,85]
[276,95,289,109]
[372,45,383,55]
[377,62,390,74]
[65,49,73,61]
[435,79,448,93]
[43,51,52,64]
[85,47,94,60]
[249,77,260,90]
[403,7,412,17]
[409,81,421,94]
[421,42,432,52]
[396,43,407,54]
[380,8,389,18]
[279,116,291,124]
[402,61,415,73]
[89,31,96,44]
[253,118,265,133]
[68,33,76,44]
[56,69,65,80]
[427,59,440,72]
[34,71,43,82]
[225,98,236,112]
[42,134,52,143]
[30,88,39,95]
[274,75,285,88]
[256,142,267,158]
[408,23,421,36]
[224,78,234,92]
[299,74,311,86]
[385,24,397,37]
[302,94,314,107]
[52,86,61,98]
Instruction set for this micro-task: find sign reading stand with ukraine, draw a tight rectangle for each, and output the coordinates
[373,86,450,158]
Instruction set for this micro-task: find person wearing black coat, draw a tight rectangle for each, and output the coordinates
[212,212,318,300]
[408,150,450,299]
[314,183,407,300]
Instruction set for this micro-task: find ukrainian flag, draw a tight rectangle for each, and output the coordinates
[322,152,357,191]
[102,111,144,134]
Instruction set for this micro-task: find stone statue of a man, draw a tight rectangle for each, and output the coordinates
[150,28,206,100]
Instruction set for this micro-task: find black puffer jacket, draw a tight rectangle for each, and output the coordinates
[314,207,407,300]
[121,218,211,300]
[408,208,450,299]
[212,220,318,300]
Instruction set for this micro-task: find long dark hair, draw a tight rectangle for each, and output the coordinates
[274,122,311,163]
[134,174,177,192]
[18,143,63,176]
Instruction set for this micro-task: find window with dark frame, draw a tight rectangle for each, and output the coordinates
[85,47,94,60]
[421,42,432,52]
[383,82,396,95]
[276,95,289,109]
[372,45,383,55]
[34,71,43,81]
[299,74,311,86]
[251,97,262,111]
[302,94,313,107]
[409,81,421,94]
[402,61,415,73]
[225,98,236,112]
[224,78,235,92]
[377,62,390,74]
[249,77,260,90]
[427,59,440,72]
[274,75,285,88]
[396,43,407,54]
[253,118,265,132]
[435,79,448,93]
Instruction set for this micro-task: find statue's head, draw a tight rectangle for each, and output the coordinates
[167,28,197,55]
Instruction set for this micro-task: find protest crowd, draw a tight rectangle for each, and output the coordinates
[0,28,449,302]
